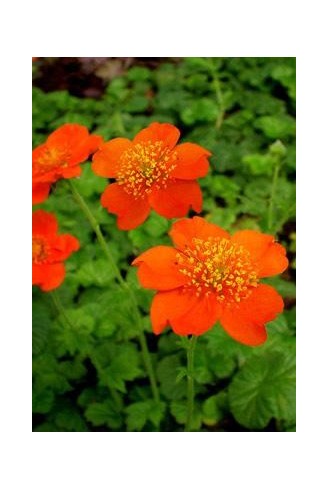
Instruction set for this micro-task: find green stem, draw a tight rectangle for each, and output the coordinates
[68,180,125,288]
[185,335,198,432]
[67,179,160,403]
[208,58,225,130]
[267,161,280,233]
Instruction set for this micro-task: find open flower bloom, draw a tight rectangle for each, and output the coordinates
[32,124,103,204]
[132,217,289,346]
[32,210,80,291]
[91,122,211,230]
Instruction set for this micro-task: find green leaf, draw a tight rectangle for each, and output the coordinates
[75,258,116,288]
[85,400,123,429]
[170,401,202,430]
[126,401,166,431]
[205,208,237,230]
[202,394,224,426]
[73,163,106,198]
[204,326,251,367]
[255,115,296,139]
[143,212,170,237]
[32,389,54,414]
[181,98,219,125]
[203,175,241,207]
[242,153,275,176]
[33,354,72,394]
[53,307,95,356]
[156,354,186,400]
[228,348,296,429]
[59,358,87,381]
[263,276,296,298]
[55,408,88,432]
[91,342,142,393]
[271,61,296,101]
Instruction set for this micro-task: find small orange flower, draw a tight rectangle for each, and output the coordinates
[91,122,211,230]
[132,217,289,346]
[32,124,103,204]
[32,210,80,291]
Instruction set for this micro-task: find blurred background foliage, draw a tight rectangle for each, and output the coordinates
[32,57,296,431]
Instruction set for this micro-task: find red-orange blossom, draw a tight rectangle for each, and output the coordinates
[92,122,211,229]
[32,210,80,291]
[133,217,289,346]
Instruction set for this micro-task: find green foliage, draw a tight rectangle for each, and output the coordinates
[85,400,123,429]
[33,57,295,432]
[126,401,166,431]
[228,347,296,429]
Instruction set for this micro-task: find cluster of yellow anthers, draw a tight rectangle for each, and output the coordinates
[176,237,258,304]
[117,141,178,197]
[32,237,49,264]
[36,147,69,174]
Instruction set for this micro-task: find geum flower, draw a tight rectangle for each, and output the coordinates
[132,217,289,346]
[32,123,103,204]
[91,122,211,230]
[32,210,80,291]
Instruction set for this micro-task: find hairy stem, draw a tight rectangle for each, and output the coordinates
[67,179,160,403]
[185,335,198,432]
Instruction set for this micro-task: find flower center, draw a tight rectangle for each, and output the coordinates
[34,147,69,174]
[117,141,178,198]
[32,237,49,263]
[176,237,258,304]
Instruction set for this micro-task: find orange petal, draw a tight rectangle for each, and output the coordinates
[232,230,288,277]
[257,242,288,277]
[51,234,80,261]
[169,216,230,250]
[149,180,202,219]
[171,143,211,179]
[101,183,150,230]
[60,166,82,179]
[218,284,284,346]
[32,263,66,291]
[150,289,198,334]
[32,144,47,173]
[33,210,58,236]
[32,182,51,204]
[171,293,219,336]
[132,246,188,290]
[92,138,132,177]
[47,123,89,148]
[133,122,180,149]
[47,124,102,166]
[68,134,103,164]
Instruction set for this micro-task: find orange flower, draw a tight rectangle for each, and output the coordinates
[32,124,103,204]
[32,210,80,291]
[132,217,289,346]
[91,122,211,229]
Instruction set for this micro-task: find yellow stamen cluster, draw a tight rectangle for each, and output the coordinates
[35,147,68,174]
[117,141,178,198]
[32,237,49,263]
[176,237,258,304]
